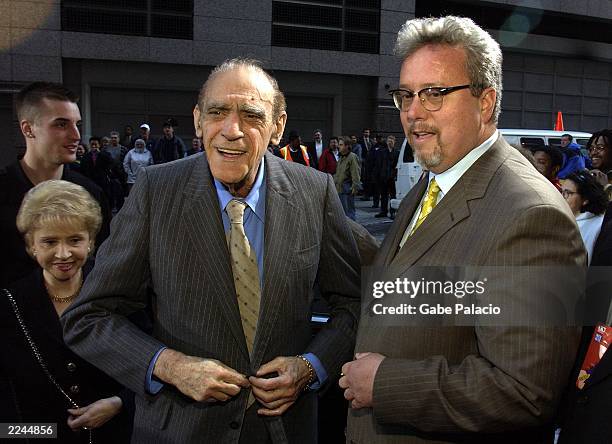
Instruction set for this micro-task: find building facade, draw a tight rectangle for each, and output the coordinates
[1,0,611,167]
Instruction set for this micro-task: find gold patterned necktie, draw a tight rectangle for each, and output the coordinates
[226,199,261,358]
[399,178,441,248]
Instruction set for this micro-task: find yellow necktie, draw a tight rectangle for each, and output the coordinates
[226,200,261,358]
[399,178,440,248]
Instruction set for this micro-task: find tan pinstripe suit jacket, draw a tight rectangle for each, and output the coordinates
[346,136,586,444]
[62,152,361,444]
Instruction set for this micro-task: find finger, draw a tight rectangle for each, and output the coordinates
[354,352,372,359]
[338,376,348,389]
[255,357,285,377]
[249,373,290,391]
[204,391,232,403]
[257,401,294,416]
[344,388,354,401]
[256,396,294,410]
[216,367,250,387]
[67,413,89,429]
[67,407,87,415]
[251,384,292,403]
[213,381,243,397]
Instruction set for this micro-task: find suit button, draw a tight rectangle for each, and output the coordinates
[67,362,77,372]
[70,384,80,394]
[229,421,240,430]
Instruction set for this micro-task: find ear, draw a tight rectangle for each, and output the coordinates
[20,119,34,139]
[272,111,287,145]
[193,105,203,138]
[479,87,496,124]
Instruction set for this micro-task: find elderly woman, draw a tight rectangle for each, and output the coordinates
[123,138,153,192]
[561,170,609,265]
[0,180,131,443]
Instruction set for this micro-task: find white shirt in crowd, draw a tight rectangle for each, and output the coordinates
[576,211,605,265]
[123,148,153,184]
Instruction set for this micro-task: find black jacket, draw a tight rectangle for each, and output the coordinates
[0,269,132,443]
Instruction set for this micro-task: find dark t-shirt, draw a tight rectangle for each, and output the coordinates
[0,161,111,287]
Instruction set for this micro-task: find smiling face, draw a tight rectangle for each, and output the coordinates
[21,99,81,167]
[194,66,286,197]
[561,179,584,216]
[590,136,611,171]
[399,44,496,174]
[30,220,91,283]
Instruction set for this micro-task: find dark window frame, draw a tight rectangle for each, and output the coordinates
[61,0,194,40]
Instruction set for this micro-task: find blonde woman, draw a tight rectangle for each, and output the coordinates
[0,180,131,443]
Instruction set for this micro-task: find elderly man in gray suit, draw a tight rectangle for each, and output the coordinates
[62,59,361,443]
[340,16,586,444]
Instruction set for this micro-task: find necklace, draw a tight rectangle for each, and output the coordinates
[45,277,83,304]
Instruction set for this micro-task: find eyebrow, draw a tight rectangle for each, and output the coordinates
[205,102,267,119]
[51,117,82,125]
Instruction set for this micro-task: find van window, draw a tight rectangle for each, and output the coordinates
[548,138,562,147]
[576,139,589,148]
[403,142,414,163]
[520,137,545,147]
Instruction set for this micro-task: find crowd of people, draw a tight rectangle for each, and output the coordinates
[2,14,612,444]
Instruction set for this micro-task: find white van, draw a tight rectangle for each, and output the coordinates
[498,129,592,149]
[390,129,592,211]
[390,138,422,212]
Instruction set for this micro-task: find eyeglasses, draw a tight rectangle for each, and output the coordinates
[388,85,471,112]
[589,144,607,153]
[561,189,578,199]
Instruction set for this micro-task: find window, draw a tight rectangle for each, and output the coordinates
[62,0,193,40]
[272,0,380,54]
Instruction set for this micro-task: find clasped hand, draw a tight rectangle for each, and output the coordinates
[67,396,122,430]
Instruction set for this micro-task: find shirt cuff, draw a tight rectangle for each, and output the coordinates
[303,352,327,390]
[145,346,167,395]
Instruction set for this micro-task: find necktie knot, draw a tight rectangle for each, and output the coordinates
[227,199,246,225]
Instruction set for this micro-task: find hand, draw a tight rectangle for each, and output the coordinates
[339,352,385,409]
[154,348,249,402]
[67,396,122,430]
[249,356,312,416]
[590,169,608,187]
[352,186,359,196]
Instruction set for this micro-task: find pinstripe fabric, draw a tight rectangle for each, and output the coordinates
[61,152,361,444]
[346,137,587,444]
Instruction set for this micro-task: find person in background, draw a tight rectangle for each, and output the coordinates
[137,123,156,152]
[153,119,186,164]
[123,138,153,193]
[0,180,131,443]
[588,129,612,190]
[561,169,608,265]
[280,130,310,166]
[334,136,361,220]
[318,136,339,175]
[558,133,587,179]
[186,137,203,156]
[307,129,324,169]
[532,145,564,192]
[121,125,134,148]
[70,142,88,174]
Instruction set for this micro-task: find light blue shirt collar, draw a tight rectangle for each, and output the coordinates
[214,158,265,220]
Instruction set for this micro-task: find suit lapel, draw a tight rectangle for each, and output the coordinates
[251,154,300,369]
[390,136,510,268]
[182,154,250,360]
[378,173,427,267]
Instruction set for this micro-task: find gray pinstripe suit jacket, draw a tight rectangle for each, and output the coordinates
[62,152,361,443]
[346,136,586,444]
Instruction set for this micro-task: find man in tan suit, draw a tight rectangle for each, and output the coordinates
[340,16,586,443]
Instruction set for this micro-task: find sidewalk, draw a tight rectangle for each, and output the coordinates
[354,197,395,242]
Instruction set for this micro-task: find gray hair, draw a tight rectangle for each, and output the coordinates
[395,16,503,124]
[198,58,286,121]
